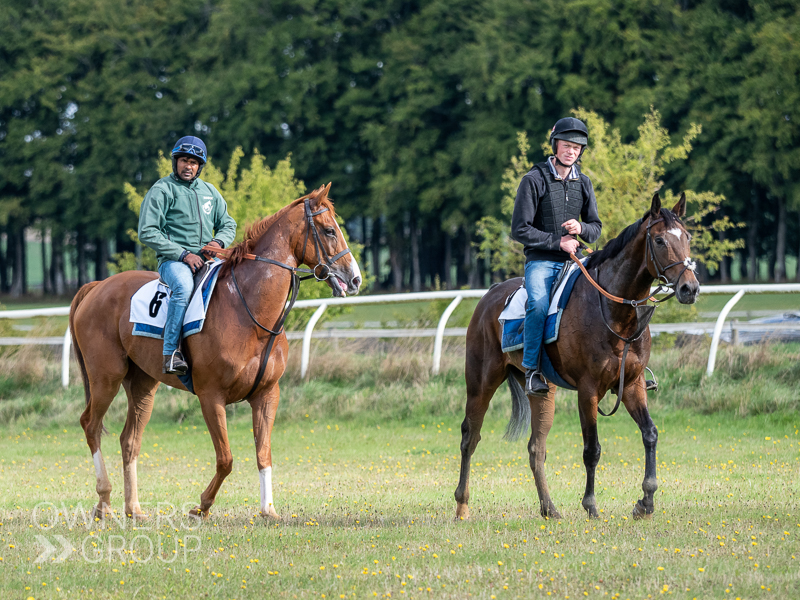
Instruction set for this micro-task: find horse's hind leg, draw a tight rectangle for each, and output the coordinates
[120,362,159,519]
[454,360,505,521]
[525,378,561,519]
[190,397,233,518]
[79,359,127,521]
[578,386,601,518]
[622,379,658,520]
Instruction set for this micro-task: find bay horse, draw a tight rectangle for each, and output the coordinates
[454,193,699,521]
[70,184,361,520]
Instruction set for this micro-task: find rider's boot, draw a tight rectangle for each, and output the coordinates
[163,350,188,375]
[525,369,549,396]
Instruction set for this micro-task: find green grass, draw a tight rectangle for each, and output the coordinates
[1,340,799,598]
[1,411,798,599]
[0,340,800,600]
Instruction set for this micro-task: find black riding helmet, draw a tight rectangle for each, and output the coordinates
[549,117,589,156]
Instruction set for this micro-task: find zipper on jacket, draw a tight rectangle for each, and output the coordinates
[193,188,204,247]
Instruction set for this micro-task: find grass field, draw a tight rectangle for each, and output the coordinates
[1,339,799,599]
[1,411,798,599]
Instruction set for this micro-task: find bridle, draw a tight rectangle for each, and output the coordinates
[644,216,697,303]
[201,195,352,400]
[566,214,697,416]
[570,214,696,308]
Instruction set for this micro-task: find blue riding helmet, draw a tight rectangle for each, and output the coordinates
[171,136,207,181]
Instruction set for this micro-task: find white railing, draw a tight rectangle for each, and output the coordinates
[1,283,799,387]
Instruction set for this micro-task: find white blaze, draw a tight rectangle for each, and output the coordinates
[333,220,361,285]
[259,467,274,513]
[350,255,362,285]
[666,228,683,240]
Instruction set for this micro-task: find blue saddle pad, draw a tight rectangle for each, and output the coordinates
[543,267,582,344]
[500,268,583,391]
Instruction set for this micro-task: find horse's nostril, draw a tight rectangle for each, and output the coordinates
[352,276,362,288]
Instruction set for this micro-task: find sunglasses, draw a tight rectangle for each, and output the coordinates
[172,143,206,160]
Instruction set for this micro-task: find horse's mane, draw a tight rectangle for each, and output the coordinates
[218,192,335,278]
[584,208,679,270]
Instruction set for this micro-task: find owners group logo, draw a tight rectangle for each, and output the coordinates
[202,200,212,215]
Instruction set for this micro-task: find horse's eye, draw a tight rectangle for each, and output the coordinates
[655,237,665,246]
[325,228,336,237]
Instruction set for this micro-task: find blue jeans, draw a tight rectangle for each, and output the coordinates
[157,260,194,356]
[522,260,563,371]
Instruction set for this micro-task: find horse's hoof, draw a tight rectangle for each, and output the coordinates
[188,506,209,520]
[260,508,280,520]
[584,507,599,519]
[125,506,149,520]
[542,508,562,520]
[454,504,470,521]
[91,504,113,521]
[632,501,653,520]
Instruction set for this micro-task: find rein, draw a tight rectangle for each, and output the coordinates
[201,197,352,401]
[565,215,697,417]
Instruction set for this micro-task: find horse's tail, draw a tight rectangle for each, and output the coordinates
[69,281,101,406]
[503,369,531,442]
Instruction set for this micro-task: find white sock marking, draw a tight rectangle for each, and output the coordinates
[260,467,274,513]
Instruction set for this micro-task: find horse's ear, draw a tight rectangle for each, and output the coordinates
[650,193,662,219]
[672,192,687,218]
[308,185,326,209]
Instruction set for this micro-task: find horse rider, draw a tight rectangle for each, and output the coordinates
[511,117,603,396]
[138,136,237,375]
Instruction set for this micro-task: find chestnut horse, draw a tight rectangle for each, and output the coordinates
[70,184,361,520]
[454,193,699,521]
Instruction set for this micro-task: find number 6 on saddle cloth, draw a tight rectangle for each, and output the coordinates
[129,261,222,342]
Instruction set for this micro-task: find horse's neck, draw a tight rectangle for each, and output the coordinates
[597,233,654,320]
[251,220,301,269]
[216,216,300,331]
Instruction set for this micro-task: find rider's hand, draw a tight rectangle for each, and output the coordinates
[182,252,204,273]
[562,219,582,236]
[560,236,580,254]
[204,240,222,258]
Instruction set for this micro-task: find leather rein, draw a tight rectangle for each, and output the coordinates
[201,197,352,401]
[566,216,697,416]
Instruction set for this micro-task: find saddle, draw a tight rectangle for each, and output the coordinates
[158,260,216,297]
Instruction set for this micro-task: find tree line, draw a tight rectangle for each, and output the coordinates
[1,0,798,296]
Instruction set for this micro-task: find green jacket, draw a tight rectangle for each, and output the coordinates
[138,174,237,267]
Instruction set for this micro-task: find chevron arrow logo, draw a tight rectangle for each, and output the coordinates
[35,535,73,563]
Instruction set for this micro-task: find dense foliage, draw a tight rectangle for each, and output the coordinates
[1,0,798,294]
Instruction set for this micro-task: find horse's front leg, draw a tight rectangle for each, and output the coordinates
[578,385,601,518]
[250,384,281,520]
[622,377,658,520]
[190,397,233,519]
[527,379,561,519]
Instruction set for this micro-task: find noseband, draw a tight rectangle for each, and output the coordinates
[203,195,353,401]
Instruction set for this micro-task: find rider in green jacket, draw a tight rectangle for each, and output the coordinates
[138,136,237,374]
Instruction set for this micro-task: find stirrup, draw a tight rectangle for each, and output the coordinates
[645,367,658,392]
[525,369,549,396]
[163,350,188,375]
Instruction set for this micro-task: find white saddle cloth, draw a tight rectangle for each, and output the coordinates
[129,262,221,339]
[498,259,584,323]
